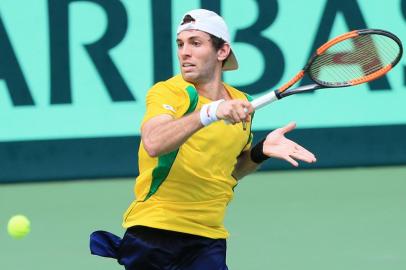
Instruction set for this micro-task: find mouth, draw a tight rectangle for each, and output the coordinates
[181,63,196,71]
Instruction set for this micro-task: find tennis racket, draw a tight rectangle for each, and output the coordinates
[250,29,403,110]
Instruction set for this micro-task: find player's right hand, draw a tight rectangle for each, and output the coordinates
[216,99,254,124]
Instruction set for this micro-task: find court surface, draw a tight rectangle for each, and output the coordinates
[1,166,405,270]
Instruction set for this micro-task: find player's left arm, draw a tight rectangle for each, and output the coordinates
[232,150,260,180]
[232,122,317,180]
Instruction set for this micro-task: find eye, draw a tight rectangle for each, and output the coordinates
[192,40,201,47]
[177,42,184,48]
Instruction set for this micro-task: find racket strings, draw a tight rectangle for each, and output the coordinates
[310,34,400,85]
[314,46,387,78]
[313,36,397,70]
[313,36,397,82]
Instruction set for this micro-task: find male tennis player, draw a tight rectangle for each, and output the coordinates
[90,9,316,270]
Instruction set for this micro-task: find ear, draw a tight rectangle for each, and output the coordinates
[217,43,231,62]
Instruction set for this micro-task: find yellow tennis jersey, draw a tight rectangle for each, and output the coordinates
[123,74,253,239]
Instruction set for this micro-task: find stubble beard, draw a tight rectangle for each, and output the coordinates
[181,65,216,85]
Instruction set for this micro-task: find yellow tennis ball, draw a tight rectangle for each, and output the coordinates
[7,215,31,239]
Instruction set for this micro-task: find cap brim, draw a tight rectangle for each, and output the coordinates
[222,50,238,71]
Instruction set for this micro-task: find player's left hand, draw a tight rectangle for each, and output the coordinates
[263,122,317,166]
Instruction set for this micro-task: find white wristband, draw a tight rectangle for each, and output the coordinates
[200,99,225,126]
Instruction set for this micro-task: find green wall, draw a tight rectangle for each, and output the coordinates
[1,0,406,182]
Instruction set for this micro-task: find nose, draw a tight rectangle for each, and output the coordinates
[179,43,191,58]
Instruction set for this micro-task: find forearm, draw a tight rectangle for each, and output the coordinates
[232,138,273,180]
[232,150,260,180]
[142,111,203,157]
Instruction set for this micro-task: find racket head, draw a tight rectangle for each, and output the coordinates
[307,29,403,87]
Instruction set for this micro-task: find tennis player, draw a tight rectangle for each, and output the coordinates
[90,9,316,270]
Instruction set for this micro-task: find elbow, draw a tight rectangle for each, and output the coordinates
[142,137,160,158]
[145,148,159,158]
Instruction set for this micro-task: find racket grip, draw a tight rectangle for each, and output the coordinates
[224,90,277,124]
[224,107,249,125]
[251,91,278,110]
[223,90,277,125]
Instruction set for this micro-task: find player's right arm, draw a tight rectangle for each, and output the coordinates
[141,84,251,157]
[142,111,202,157]
[142,99,251,157]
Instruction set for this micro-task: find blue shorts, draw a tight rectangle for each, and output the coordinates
[90,226,228,270]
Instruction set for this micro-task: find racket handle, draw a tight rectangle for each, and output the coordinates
[223,91,278,125]
[251,90,278,110]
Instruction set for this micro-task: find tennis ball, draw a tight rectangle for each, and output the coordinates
[7,215,31,239]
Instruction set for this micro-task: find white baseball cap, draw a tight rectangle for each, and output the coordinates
[176,9,238,71]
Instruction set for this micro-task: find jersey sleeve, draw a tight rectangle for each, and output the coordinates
[142,82,190,124]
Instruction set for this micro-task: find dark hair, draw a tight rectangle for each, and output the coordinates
[208,34,230,66]
[181,15,195,25]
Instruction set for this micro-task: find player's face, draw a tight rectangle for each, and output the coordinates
[176,30,221,84]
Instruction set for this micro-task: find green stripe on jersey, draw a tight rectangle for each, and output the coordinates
[144,86,198,201]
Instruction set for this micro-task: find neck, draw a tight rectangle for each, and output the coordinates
[193,72,230,101]
[194,82,224,100]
